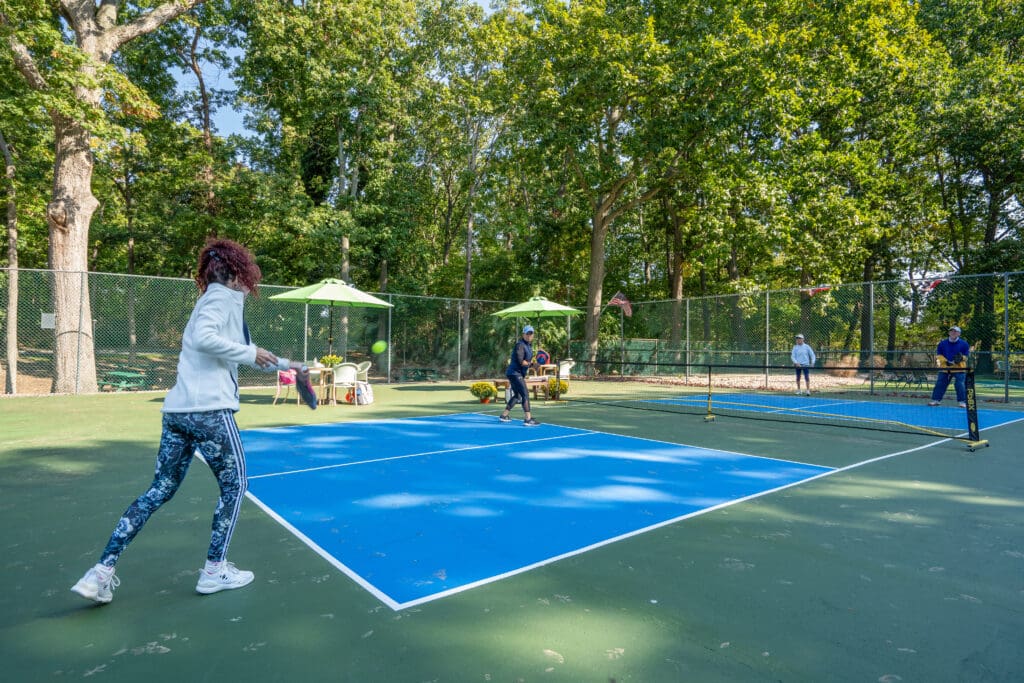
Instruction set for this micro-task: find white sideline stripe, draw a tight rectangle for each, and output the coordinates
[387,439,951,610]
[248,431,592,480]
[246,413,1020,611]
[244,490,403,611]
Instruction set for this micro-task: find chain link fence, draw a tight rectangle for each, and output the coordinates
[3,269,1023,402]
[572,272,1024,403]
[0,269,521,395]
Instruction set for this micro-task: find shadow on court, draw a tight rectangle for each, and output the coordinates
[1,386,1022,681]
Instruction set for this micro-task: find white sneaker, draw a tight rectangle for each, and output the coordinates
[804,390,811,395]
[928,400,940,406]
[196,561,254,595]
[71,565,120,604]
[958,401,967,408]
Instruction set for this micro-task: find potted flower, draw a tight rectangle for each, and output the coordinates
[319,354,343,367]
[548,377,568,398]
[469,381,498,403]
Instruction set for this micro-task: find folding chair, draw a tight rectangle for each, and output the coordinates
[274,369,299,405]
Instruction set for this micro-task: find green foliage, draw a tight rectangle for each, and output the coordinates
[1,0,1020,334]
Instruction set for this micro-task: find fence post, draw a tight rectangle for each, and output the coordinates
[868,281,874,371]
[764,290,770,389]
[685,298,690,379]
[1004,273,1010,402]
[75,270,85,394]
[386,294,393,384]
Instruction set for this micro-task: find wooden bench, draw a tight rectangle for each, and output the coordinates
[492,377,550,401]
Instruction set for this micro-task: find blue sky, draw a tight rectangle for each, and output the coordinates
[172,47,249,138]
[176,2,495,138]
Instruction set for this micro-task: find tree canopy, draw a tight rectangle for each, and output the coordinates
[2,0,1021,379]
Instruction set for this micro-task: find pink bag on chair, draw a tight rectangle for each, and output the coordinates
[274,369,298,406]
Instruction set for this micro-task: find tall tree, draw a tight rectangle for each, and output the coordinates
[504,0,689,361]
[236,0,420,283]
[1,129,17,393]
[2,0,204,392]
[918,0,1022,368]
[412,1,510,361]
[2,7,55,393]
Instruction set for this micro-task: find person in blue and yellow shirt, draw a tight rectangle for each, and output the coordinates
[929,325,970,408]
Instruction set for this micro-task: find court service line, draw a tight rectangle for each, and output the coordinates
[247,431,595,480]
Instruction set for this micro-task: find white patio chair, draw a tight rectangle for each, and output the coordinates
[355,360,372,383]
[329,363,359,405]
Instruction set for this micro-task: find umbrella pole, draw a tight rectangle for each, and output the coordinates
[328,305,335,355]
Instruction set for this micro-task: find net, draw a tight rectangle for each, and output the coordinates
[557,359,984,441]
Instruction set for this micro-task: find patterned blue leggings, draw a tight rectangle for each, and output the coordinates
[100,410,247,567]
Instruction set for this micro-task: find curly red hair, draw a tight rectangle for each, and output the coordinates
[195,239,262,296]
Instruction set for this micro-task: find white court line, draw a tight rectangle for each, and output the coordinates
[246,410,500,433]
[246,410,1020,610]
[247,431,593,480]
[244,489,404,611]
[388,437,964,610]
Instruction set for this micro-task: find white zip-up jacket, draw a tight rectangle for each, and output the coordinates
[163,283,288,413]
[790,343,816,367]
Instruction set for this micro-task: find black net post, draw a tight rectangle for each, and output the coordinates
[964,370,988,450]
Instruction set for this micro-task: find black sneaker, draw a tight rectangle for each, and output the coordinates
[498,414,511,423]
[523,418,540,426]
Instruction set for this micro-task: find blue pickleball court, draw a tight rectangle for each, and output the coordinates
[241,413,832,609]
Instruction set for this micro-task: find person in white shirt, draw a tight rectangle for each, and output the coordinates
[791,333,816,395]
[71,239,309,604]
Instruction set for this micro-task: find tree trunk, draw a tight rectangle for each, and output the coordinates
[664,194,686,362]
[858,256,875,364]
[584,204,611,363]
[183,24,218,224]
[461,211,474,372]
[49,112,99,394]
[1,130,18,394]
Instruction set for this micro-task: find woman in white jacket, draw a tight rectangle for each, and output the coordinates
[72,239,308,604]
[791,333,816,395]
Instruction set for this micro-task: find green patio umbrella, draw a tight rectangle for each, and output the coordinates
[270,278,392,354]
[491,296,583,320]
[492,296,582,359]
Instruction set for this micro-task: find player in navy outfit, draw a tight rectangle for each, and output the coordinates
[929,325,970,408]
[499,325,540,426]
